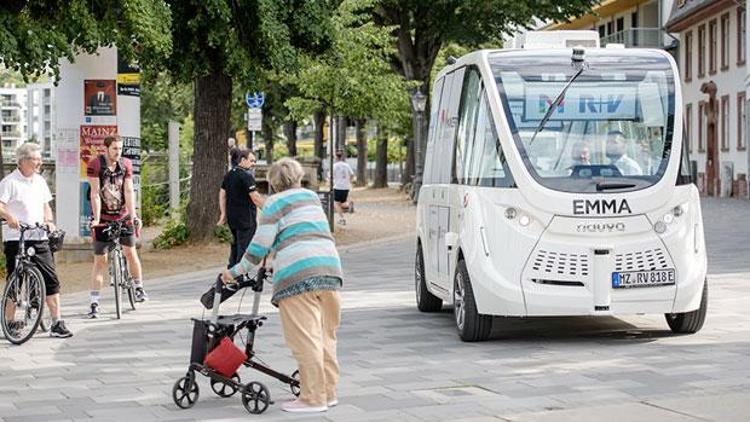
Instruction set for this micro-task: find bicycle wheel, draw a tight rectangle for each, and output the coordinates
[111,250,122,319]
[123,255,136,311]
[1,267,46,345]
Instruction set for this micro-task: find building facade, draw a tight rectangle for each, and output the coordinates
[0,84,27,153]
[667,0,747,198]
[26,82,56,158]
[542,0,676,49]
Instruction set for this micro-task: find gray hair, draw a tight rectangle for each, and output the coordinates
[16,142,41,164]
[268,158,305,193]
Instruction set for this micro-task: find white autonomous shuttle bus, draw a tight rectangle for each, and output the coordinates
[415,32,708,341]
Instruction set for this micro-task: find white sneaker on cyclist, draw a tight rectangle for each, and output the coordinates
[50,320,73,338]
[135,287,149,302]
[87,302,100,319]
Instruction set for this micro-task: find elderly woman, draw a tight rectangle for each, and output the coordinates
[221,158,342,413]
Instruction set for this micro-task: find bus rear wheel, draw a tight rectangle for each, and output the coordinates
[415,242,442,312]
[665,279,708,334]
[454,260,492,342]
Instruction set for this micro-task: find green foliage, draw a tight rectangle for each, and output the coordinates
[0,0,172,82]
[140,162,167,226]
[367,135,406,163]
[140,70,193,152]
[286,0,414,136]
[153,217,189,250]
[214,224,233,244]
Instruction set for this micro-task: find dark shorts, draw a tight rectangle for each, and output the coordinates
[333,189,349,203]
[4,241,61,296]
[93,222,136,256]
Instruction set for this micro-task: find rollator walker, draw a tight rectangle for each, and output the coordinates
[171,266,300,414]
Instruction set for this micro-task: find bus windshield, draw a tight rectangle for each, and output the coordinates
[490,49,676,193]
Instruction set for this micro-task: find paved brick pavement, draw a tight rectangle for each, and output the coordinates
[0,199,749,421]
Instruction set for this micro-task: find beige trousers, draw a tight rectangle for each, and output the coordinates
[278,290,341,406]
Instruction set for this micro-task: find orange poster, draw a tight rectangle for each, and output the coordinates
[80,125,117,178]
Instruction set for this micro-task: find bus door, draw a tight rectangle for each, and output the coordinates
[433,66,465,293]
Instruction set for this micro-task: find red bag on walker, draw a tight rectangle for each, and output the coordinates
[204,337,247,377]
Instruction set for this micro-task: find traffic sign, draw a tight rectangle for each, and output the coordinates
[247,108,263,131]
[245,91,265,109]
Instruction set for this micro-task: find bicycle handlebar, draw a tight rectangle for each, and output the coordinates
[0,219,53,233]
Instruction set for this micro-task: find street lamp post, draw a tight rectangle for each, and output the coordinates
[411,90,427,203]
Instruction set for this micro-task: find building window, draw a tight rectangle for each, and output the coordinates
[685,104,693,152]
[739,92,746,151]
[721,95,730,152]
[684,31,693,81]
[709,19,717,74]
[698,101,706,152]
[616,17,624,33]
[721,13,730,70]
[598,24,606,38]
[739,7,746,65]
[698,24,706,77]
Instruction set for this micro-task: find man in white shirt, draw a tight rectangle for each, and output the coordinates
[0,143,72,338]
[332,150,355,225]
[606,131,643,176]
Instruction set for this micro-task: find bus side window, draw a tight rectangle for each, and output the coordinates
[424,77,446,185]
[454,68,482,184]
[472,91,505,186]
[436,67,465,184]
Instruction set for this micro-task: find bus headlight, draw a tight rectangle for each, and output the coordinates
[505,208,518,220]
[672,205,684,217]
[519,215,531,227]
[27,247,36,257]
[653,221,667,234]
[662,213,674,224]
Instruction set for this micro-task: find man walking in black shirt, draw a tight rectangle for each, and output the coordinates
[217,149,265,268]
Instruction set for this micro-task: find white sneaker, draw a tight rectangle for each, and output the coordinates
[281,399,328,413]
[328,399,338,407]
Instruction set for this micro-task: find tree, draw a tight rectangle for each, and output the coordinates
[286,0,413,187]
[0,1,171,82]
[162,1,335,241]
[372,0,598,185]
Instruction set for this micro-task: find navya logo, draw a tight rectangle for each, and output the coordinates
[573,199,632,215]
[576,222,626,233]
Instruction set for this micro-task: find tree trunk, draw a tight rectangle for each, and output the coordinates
[355,118,367,187]
[284,121,297,157]
[187,72,232,241]
[263,122,275,165]
[401,133,415,186]
[373,127,388,188]
[313,110,325,160]
[336,115,347,153]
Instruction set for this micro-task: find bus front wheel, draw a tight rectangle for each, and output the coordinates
[665,279,708,334]
[415,243,442,312]
[454,260,492,342]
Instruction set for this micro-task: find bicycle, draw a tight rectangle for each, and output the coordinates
[93,219,137,319]
[1,222,57,345]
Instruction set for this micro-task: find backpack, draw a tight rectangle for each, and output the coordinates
[87,155,126,216]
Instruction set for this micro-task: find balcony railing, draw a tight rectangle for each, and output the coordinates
[1,101,22,109]
[1,115,22,123]
[1,131,22,138]
[601,28,667,49]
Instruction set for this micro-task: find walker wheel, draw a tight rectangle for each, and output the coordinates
[211,373,241,398]
[172,374,200,409]
[241,381,271,414]
[290,369,301,397]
